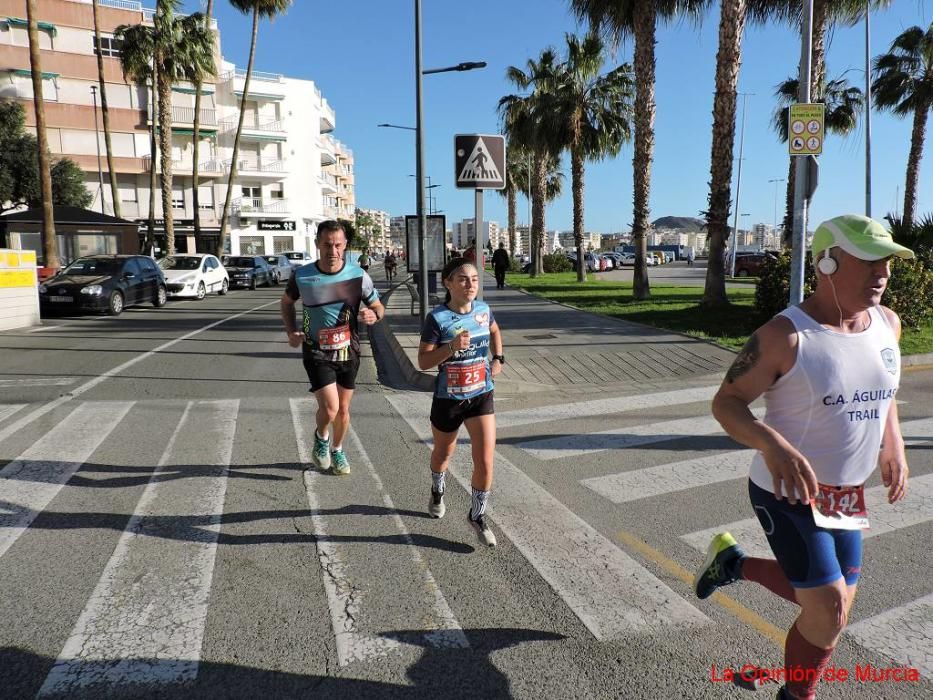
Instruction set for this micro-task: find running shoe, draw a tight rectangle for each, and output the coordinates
[694,532,745,599]
[468,511,497,547]
[312,432,330,470]
[330,448,350,476]
[428,490,446,519]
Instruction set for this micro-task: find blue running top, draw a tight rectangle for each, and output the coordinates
[421,300,495,400]
[285,261,379,362]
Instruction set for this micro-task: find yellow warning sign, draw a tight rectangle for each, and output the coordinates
[789,103,824,155]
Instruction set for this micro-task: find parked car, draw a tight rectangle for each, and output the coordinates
[263,254,293,284]
[38,254,167,316]
[158,253,229,299]
[733,252,777,277]
[283,250,313,267]
[223,255,275,289]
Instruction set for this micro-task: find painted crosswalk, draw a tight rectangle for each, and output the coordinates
[387,393,710,639]
[0,390,929,689]
[39,400,238,695]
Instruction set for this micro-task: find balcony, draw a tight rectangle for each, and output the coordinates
[148,105,217,128]
[319,135,337,166]
[233,197,290,217]
[225,157,288,177]
[319,172,338,193]
[219,117,286,141]
[141,157,225,177]
[220,68,287,101]
[323,205,340,219]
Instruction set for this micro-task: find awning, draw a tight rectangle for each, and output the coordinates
[2,17,57,37]
[244,133,287,142]
[235,90,284,101]
[8,68,59,79]
[173,86,215,95]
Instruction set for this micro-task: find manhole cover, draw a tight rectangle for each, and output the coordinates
[524,334,557,340]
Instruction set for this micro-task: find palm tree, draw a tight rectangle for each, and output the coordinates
[217,0,294,258]
[872,23,933,229]
[498,148,530,258]
[115,22,156,247]
[92,0,121,218]
[773,75,863,243]
[152,0,180,254]
[499,49,564,277]
[549,32,634,282]
[570,0,707,299]
[24,1,58,269]
[192,0,215,241]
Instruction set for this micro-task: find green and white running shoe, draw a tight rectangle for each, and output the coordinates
[694,532,745,599]
[312,432,330,470]
[330,448,350,476]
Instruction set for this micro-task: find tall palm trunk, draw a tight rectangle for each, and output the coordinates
[218,8,259,258]
[903,105,927,228]
[507,185,516,258]
[192,0,214,242]
[25,0,58,269]
[92,0,120,218]
[631,1,656,300]
[782,158,794,247]
[157,68,174,254]
[703,0,746,308]
[531,154,546,277]
[810,0,829,94]
[571,141,586,283]
[147,70,158,251]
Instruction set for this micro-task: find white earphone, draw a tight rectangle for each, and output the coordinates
[817,247,838,276]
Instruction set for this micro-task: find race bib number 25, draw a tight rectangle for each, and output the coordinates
[447,362,486,395]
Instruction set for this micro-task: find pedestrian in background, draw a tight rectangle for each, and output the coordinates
[694,214,913,700]
[492,241,510,289]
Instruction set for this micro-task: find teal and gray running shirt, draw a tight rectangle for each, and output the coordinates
[421,300,495,400]
[285,261,379,362]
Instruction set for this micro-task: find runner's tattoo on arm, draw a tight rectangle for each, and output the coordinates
[726,332,761,384]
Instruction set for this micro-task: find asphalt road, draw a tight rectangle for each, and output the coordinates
[1,270,930,699]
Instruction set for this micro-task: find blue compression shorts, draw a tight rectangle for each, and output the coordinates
[748,480,863,588]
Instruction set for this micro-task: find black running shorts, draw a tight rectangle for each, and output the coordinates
[430,391,494,433]
[302,348,360,392]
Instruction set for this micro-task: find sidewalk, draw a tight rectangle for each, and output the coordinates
[379,277,738,396]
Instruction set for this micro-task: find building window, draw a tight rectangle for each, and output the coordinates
[93,35,123,58]
[198,185,214,209]
[172,186,185,210]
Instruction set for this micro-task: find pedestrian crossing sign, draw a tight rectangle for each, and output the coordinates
[454,134,506,190]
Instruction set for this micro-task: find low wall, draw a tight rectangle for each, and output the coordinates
[0,248,39,331]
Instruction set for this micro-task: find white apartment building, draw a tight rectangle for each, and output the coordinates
[389,215,406,252]
[0,0,353,260]
[451,218,502,251]
[355,208,390,253]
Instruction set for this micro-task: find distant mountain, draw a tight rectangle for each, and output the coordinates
[652,216,707,232]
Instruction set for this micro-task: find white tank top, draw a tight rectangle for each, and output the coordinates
[748,305,900,495]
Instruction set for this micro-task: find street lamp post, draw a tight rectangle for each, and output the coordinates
[729,92,753,277]
[768,177,786,237]
[90,85,106,215]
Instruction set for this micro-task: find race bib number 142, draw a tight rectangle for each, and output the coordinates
[812,483,869,530]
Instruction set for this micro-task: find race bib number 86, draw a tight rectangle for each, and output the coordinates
[318,324,351,351]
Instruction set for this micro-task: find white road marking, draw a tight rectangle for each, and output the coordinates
[847,592,933,680]
[0,404,27,422]
[387,392,709,639]
[0,299,278,446]
[39,400,238,694]
[497,385,719,430]
[0,401,133,560]
[516,410,763,461]
[681,472,933,558]
[0,377,76,387]
[291,399,467,666]
[582,450,757,503]
[901,417,933,447]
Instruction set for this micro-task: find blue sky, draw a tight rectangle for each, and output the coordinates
[184,0,932,233]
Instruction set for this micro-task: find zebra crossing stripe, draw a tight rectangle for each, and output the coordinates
[496,385,719,430]
[516,410,763,462]
[39,400,238,695]
[847,592,933,680]
[290,399,467,666]
[0,403,27,423]
[581,450,757,503]
[680,472,933,558]
[0,401,134,561]
[387,393,710,639]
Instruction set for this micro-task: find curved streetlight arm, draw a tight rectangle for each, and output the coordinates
[378,123,417,131]
[423,61,487,75]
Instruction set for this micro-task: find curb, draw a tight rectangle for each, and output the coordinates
[380,288,436,393]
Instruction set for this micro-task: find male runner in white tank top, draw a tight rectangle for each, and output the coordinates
[692,214,914,700]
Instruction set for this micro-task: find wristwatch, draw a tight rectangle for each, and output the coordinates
[492,354,505,364]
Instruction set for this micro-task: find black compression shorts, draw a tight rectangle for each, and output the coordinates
[430,391,494,433]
